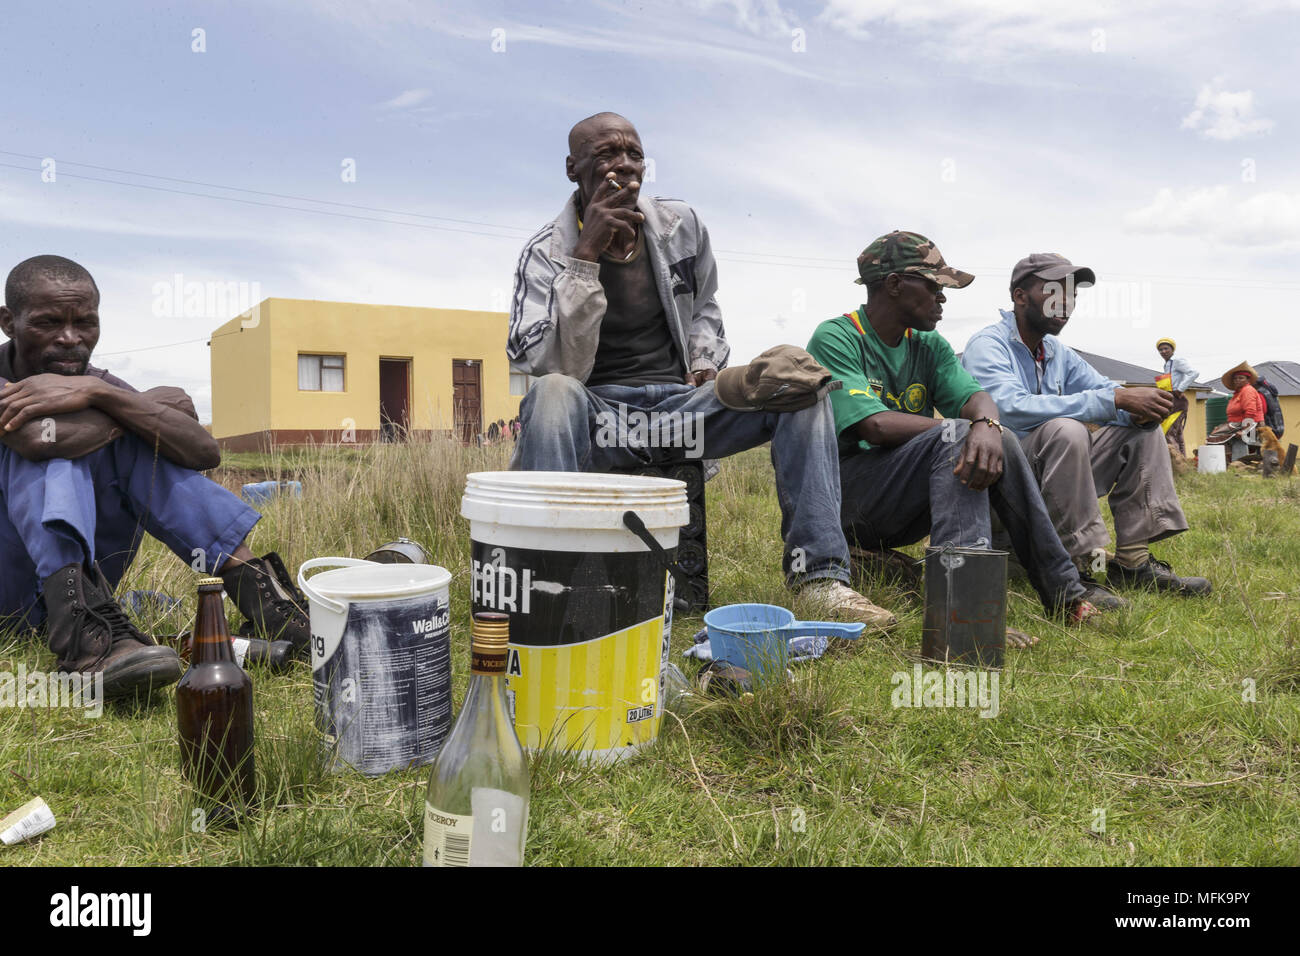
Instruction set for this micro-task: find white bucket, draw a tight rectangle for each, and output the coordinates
[1198,444,1226,474]
[461,471,689,764]
[298,558,453,776]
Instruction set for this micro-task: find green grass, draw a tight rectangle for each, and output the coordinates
[2,442,1299,865]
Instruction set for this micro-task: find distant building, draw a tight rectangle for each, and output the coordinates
[210,298,521,451]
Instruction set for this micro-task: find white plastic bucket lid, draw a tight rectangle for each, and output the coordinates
[462,471,689,531]
[309,563,451,600]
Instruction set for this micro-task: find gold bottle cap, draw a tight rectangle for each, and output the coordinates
[197,576,224,588]
[471,611,510,653]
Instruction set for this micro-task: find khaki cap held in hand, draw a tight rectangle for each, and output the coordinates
[714,345,841,412]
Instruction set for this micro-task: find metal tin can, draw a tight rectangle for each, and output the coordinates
[363,537,431,564]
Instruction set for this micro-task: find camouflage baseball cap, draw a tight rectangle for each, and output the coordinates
[855,230,975,288]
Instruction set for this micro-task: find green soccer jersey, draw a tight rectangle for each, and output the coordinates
[805,307,984,455]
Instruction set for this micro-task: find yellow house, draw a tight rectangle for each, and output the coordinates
[210,298,520,451]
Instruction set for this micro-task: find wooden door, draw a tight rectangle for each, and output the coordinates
[379,359,411,442]
[452,359,482,446]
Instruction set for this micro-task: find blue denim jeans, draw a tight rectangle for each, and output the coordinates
[511,374,850,588]
[838,419,1086,611]
[0,433,260,628]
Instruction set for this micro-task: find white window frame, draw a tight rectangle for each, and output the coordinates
[298,353,346,392]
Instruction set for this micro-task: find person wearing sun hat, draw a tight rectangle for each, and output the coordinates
[804,231,1102,633]
[1156,338,1198,456]
[1222,361,1262,416]
[961,253,1211,598]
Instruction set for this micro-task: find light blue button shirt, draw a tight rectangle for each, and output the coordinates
[961,309,1146,438]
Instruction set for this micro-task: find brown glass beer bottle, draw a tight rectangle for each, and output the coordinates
[176,577,256,827]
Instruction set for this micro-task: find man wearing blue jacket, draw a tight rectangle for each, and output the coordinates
[961,254,1210,596]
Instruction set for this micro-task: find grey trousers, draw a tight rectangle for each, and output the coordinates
[839,419,1085,611]
[1017,419,1189,560]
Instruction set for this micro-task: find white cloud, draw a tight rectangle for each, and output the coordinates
[1180,79,1275,140]
[689,0,796,35]
[816,0,1121,57]
[376,88,433,110]
[1125,186,1300,246]
[814,0,1300,63]
[295,0,833,82]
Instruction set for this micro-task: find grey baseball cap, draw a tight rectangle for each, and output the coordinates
[1011,253,1096,290]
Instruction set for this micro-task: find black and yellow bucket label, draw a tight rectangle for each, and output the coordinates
[470,540,673,758]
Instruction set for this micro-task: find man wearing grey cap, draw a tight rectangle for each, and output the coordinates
[961,254,1210,597]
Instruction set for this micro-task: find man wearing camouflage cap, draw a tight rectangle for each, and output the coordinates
[506,112,894,627]
[805,231,1099,627]
[961,254,1210,597]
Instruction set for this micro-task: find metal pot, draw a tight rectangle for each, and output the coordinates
[363,537,431,564]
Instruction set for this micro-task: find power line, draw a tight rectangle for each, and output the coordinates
[4,149,1299,301]
[96,335,210,357]
[0,162,529,241]
[96,325,251,357]
[0,149,532,235]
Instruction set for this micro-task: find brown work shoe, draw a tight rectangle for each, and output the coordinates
[800,579,897,631]
[42,563,182,699]
[220,552,311,654]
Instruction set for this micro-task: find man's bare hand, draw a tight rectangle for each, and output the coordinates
[572,173,644,262]
[685,368,717,388]
[1115,386,1173,423]
[0,374,104,432]
[954,421,1004,491]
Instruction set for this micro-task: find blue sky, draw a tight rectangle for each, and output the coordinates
[2,0,1296,420]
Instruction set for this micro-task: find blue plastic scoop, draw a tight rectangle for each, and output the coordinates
[702,603,865,676]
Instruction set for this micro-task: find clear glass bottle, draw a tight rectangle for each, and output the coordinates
[423,612,529,866]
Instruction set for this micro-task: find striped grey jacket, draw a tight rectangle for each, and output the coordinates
[507,191,730,382]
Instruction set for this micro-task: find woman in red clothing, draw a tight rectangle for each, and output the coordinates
[1208,360,1265,442]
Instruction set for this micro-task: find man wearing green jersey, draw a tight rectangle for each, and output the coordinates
[805,231,1106,624]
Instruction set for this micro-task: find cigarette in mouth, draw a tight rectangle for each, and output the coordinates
[608,178,622,190]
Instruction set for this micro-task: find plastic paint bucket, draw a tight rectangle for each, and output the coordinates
[703,603,865,678]
[921,546,1007,668]
[461,471,688,764]
[298,558,453,776]
[1198,444,1226,474]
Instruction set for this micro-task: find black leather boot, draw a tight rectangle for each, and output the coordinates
[42,563,183,699]
[219,552,311,654]
[1107,556,1212,596]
